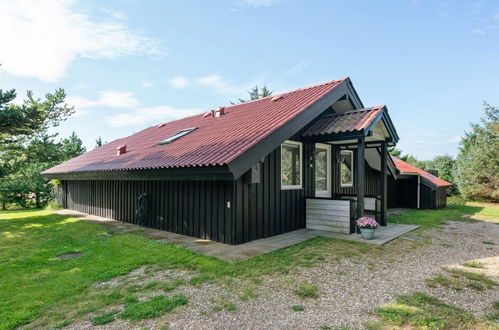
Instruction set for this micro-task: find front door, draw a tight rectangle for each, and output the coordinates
[314,143,331,197]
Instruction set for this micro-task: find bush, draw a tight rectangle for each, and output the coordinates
[45,200,63,210]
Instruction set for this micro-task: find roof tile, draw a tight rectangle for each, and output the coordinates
[43,79,346,174]
[391,156,452,187]
[302,106,383,137]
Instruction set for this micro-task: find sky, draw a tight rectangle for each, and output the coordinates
[1,0,498,160]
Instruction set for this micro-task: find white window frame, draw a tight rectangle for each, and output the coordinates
[280,140,303,190]
[314,143,331,197]
[340,150,354,187]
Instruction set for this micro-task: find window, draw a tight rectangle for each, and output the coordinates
[281,140,302,189]
[340,150,353,187]
[157,127,197,145]
[314,143,331,197]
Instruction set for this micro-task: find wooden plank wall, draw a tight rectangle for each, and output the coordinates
[232,142,314,244]
[63,179,235,244]
[305,198,351,233]
[333,148,384,198]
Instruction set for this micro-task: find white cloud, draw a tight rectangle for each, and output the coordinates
[197,74,245,95]
[106,105,202,127]
[0,0,161,82]
[66,90,140,116]
[170,76,189,89]
[238,0,283,7]
[142,81,153,88]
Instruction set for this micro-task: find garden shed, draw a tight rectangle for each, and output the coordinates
[390,156,452,209]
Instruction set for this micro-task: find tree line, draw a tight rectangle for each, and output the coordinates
[390,103,498,202]
[0,88,85,209]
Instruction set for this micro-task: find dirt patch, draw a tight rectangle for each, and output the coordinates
[56,252,83,259]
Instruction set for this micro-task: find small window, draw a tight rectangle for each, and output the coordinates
[340,150,353,187]
[314,143,331,197]
[281,140,302,189]
[157,127,196,145]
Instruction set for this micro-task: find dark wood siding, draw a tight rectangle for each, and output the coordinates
[333,149,383,198]
[63,179,235,244]
[419,184,434,209]
[396,177,418,208]
[232,140,314,244]
[420,184,448,209]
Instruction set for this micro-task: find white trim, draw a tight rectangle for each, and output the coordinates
[314,143,331,197]
[340,150,354,187]
[280,140,303,190]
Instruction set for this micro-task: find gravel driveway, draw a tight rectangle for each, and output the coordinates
[68,219,499,330]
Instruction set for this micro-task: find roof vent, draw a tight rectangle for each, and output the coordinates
[271,95,283,102]
[157,123,166,128]
[116,145,127,156]
[215,106,225,117]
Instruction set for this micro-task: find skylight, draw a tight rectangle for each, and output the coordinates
[157,127,197,145]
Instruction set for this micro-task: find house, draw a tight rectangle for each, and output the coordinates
[43,78,401,244]
[389,156,452,209]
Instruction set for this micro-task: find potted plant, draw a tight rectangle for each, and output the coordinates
[356,217,378,240]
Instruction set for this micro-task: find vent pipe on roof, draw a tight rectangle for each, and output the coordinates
[271,94,283,102]
[215,106,225,117]
[116,145,127,156]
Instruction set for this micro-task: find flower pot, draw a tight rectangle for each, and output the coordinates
[359,227,376,240]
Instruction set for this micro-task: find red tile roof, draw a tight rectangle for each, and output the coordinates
[391,156,452,187]
[43,78,346,175]
[302,106,384,137]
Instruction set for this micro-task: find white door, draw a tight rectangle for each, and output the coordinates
[314,143,331,197]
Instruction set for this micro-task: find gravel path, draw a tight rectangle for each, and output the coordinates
[67,220,499,330]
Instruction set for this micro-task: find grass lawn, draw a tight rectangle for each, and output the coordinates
[370,292,496,329]
[1,199,497,329]
[0,209,375,329]
[389,196,499,228]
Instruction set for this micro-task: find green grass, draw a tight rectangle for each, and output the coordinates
[446,269,497,288]
[91,310,119,325]
[426,270,497,292]
[291,305,305,312]
[212,299,237,312]
[0,209,376,329]
[119,295,187,321]
[486,301,499,322]
[388,197,499,228]
[3,199,497,329]
[0,210,229,329]
[294,281,319,298]
[482,241,496,245]
[373,292,494,329]
[462,261,485,269]
[425,275,462,290]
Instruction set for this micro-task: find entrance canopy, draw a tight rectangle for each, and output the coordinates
[301,105,399,228]
[302,106,399,145]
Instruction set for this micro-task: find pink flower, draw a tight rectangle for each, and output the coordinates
[356,217,378,229]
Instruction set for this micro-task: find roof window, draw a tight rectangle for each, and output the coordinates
[157,127,197,145]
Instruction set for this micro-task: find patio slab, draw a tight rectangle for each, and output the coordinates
[56,209,419,262]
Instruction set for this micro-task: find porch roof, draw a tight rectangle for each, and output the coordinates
[301,106,399,143]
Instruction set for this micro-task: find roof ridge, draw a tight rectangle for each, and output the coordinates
[153,78,348,128]
[220,77,348,110]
